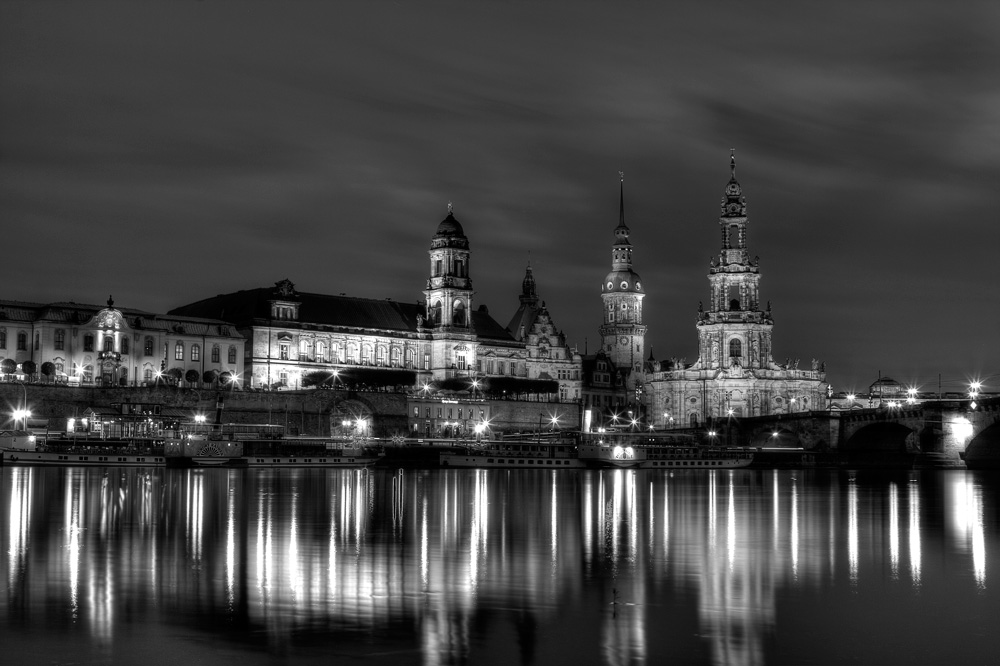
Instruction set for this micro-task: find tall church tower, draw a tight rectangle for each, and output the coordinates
[697,151,774,373]
[599,174,646,373]
[424,204,474,330]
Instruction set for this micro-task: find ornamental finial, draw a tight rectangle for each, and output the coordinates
[107,295,114,308]
[730,148,736,179]
[447,201,453,214]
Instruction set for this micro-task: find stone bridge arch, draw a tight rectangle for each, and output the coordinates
[330,397,376,437]
[842,422,916,453]
[963,422,1000,468]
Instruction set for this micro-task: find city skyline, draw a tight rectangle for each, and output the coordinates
[3,2,998,394]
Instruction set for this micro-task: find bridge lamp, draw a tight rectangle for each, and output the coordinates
[771,431,780,440]
[906,387,918,404]
[847,394,856,409]
[727,408,734,417]
[550,415,560,430]
[193,414,207,424]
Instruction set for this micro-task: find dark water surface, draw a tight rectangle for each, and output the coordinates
[1,465,997,665]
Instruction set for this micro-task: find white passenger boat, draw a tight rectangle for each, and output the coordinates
[577,433,754,470]
[439,436,585,468]
[1,432,166,467]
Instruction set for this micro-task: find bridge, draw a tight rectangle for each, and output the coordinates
[711,396,1000,467]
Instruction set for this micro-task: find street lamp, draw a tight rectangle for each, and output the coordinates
[970,381,981,410]
[12,408,31,432]
[847,393,855,411]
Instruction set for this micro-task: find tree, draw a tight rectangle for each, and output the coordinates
[219,371,233,386]
[202,369,219,385]
[41,362,55,379]
[185,369,200,385]
[1,358,15,374]
[21,360,37,376]
[167,368,183,382]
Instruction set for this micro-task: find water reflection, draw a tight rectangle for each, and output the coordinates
[2,467,998,665]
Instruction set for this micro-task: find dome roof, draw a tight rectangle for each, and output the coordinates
[435,212,466,238]
[602,269,644,293]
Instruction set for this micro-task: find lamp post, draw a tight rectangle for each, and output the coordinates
[12,380,29,431]
[970,381,981,410]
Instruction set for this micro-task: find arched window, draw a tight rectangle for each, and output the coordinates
[191,344,201,361]
[453,301,466,326]
[390,347,401,367]
[144,368,153,382]
[729,338,742,358]
[175,342,184,360]
[228,346,237,364]
[211,345,220,363]
[144,336,154,356]
[432,301,443,325]
[405,348,415,368]
[299,339,311,359]
[104,336,114,352]
[315,341,327,363]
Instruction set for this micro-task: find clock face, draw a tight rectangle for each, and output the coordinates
[619,336,628,345]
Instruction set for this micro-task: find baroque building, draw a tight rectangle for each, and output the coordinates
[0,297,245,387]
[582,176,647,428]
[170,208,582,417]
[645,153,827,427]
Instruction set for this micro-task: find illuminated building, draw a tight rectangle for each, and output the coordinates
[646,153,827,427]
[0,296,245,387]
[582,175,647,428]
[169,207,581,400]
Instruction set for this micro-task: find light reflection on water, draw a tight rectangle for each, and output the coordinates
[1,466,998,665]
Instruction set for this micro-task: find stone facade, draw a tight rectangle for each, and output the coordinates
[169,208,583,412]
[646,153,827,427]
[0,297,245,389]
[582,176,647,429]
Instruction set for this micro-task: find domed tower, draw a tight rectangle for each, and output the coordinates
[599,173,646,373]
[698,151,774,372]
[423,204,473,330]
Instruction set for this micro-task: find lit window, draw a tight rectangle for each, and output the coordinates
[175,342,184,360]
[191,344,200,361]
[279,344,289,360]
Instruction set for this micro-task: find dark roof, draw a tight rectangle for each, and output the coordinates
[0,299,241,338]
[170,288,515,342]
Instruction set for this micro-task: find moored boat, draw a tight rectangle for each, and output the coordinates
[578,432,754,470]
[439,435,584,468]
[1,431,166,467]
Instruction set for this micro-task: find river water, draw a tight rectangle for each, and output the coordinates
[1,465,997,665]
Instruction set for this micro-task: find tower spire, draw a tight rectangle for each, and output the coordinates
[618,170,625,227]
[730,148,736,179]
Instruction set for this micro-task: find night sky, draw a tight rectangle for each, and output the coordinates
[3,1,998,395]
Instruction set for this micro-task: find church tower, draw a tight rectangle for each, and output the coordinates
[599,174,646,373]
[424,204,474,330]
[697,151,774,374]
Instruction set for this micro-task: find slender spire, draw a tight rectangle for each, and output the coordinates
[618,170,625,227]
[730,148,736,179]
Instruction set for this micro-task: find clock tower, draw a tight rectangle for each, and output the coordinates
[599,174,646,373]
